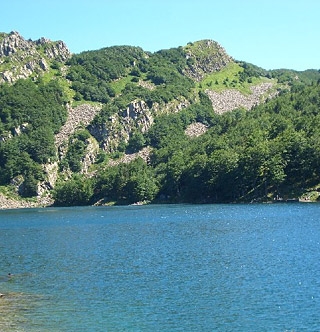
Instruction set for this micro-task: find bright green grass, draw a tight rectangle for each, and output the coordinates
[201,62,242,86]
[0,32,6,42]
[0,185,14,197]
[40,68,76,102]
[109,71,150,95]
[110,75,135,95]
[0,185,34,202]
[197,62,271,95]
[184,40,220,57]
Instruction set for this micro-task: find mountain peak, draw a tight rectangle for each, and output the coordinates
[183,39,233,81]
[0,31,71,83]
[0,30,32,57]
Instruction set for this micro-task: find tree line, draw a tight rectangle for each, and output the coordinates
[53,82,320,205]
[0,79,68,196]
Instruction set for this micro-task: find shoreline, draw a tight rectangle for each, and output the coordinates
[0,193,53,211]
[0,194,318,212]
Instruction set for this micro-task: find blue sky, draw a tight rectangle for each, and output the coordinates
[2,0,319,70]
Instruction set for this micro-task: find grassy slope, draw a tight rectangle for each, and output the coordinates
[197,62,275,95]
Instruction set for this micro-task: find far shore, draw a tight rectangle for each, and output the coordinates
[1,192,319,212]
[0,193,52,211]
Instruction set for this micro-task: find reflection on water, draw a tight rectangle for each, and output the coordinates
[0,274,33,331]
[0,292,45,332]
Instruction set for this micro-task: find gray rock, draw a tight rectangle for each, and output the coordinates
[0,31,71,83]
[184,40,233,82]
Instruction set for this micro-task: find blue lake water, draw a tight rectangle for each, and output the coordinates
[1,203,320,331]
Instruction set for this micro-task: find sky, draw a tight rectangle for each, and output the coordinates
[2,0,319,70]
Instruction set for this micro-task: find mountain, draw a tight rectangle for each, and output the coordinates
[0,31,320,208]
[0,31,70,83]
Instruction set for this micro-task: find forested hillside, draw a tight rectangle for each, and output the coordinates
[0,31,320,207]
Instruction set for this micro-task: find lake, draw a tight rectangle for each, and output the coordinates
[0,203,320,331]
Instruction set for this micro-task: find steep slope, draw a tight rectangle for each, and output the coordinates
[183,39,233,81]
[0,31,320,207]
[206,82,277,114]
[0,31,70,83]
[65,39,277,155]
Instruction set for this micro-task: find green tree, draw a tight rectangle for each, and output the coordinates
[53,174,94,206]
[127,130,146,153]
[95,158,158,204]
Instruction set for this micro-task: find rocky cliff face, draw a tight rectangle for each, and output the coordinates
[0,31,70,83]
[55,104,101,150]
[184,40,233,81]
[89,97,190,153]
[89,100,154,152]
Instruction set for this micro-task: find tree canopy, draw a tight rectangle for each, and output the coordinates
[0,78,67,195]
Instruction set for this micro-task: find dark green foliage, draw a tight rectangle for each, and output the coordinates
[183,92,216,126]
[237,61,268,82]
[26,128,56,163]
[127,130,146,153]
[67,46,146,81]
[67,45,194,107]
[66,46,146,102]
[53,174,94,206]
[22,173,40,197]
[95,158,159,204]
[0,79,67,133]
[2,40,320,204]
[144,48,194,100]
[62,130,91,172]
[237,62,320,87]
[269,69,320,86]
[70,80,113,103]
[147,113,185,149]
[138,83,320,203]
[66,95,320,205]
[0,147,43,184]
[0,79,67,195]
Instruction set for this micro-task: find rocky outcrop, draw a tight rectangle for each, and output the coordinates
[0,192,52,209]
[42,162,59,189]
[185,122,208,137]
[13,122,29,136]
[156,97,190,115]
[108,146,152,167]
[35,37,70,61]
[89,100,154,152]
[138,79,156,90]
[89,96,191,152]
[0,31,31,56]
[0,123,29,142]
[121,100,153,132]
[0,193,36,209]
[206,82,277,114]
[55,104,102,149]
[0,31,71,83]
[49,104,102,183]
[184,40,233,81]
[80,136,100,174]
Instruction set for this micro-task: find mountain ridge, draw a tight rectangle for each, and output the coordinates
[0,31,70,83]
[0,31,320,208]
